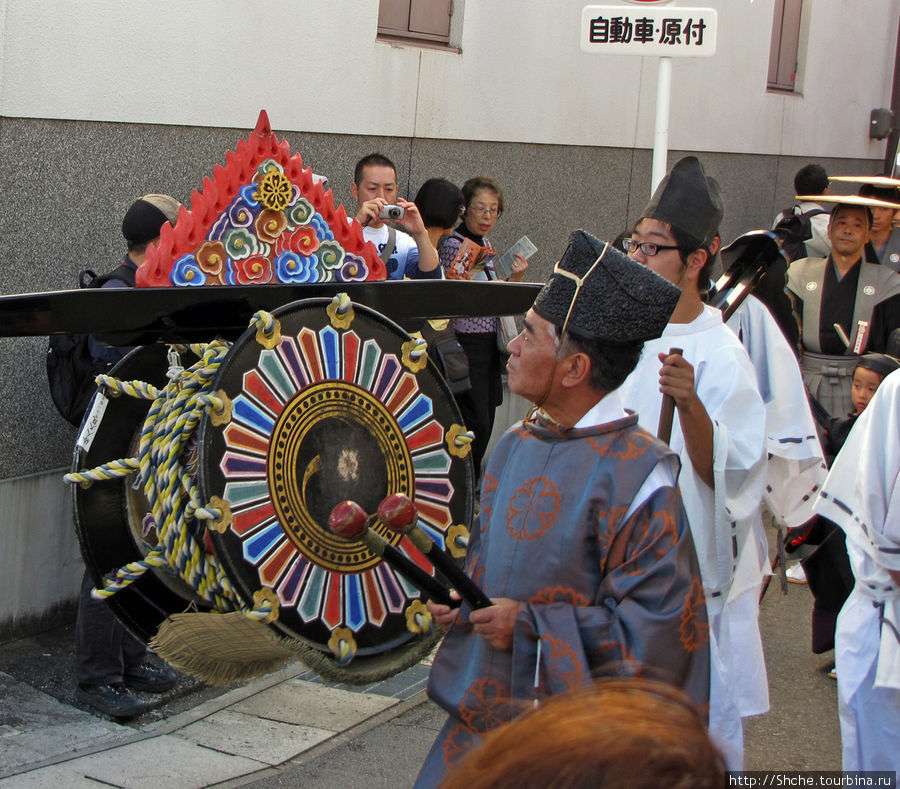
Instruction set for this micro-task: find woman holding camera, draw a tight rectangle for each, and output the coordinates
[437,176,529,482]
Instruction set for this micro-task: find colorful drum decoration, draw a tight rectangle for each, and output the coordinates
[199,297,474,665]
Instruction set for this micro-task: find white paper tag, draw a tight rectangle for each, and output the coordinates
[76,393,109,452]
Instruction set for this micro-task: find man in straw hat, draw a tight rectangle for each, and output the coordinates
[617,156,768,769]
[414,230,711,788]
[787,192,900,418]
[830,175,900,271]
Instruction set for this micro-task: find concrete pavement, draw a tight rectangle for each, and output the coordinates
[0,637,433,788]
[0,559,841,788]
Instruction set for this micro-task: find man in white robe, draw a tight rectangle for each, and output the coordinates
[725,283,828,532]
[618,157,768,769]
[814,368,900,772]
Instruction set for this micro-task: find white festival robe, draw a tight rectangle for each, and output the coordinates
[726,296,828,529]
[618,304,768,768]
[814,369,900,772]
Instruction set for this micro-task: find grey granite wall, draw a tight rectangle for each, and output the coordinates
[0,115,880,479]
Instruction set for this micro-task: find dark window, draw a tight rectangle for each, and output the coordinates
[378,0,452,45]
[768,0,803,92]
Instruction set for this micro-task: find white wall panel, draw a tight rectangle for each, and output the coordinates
[0,0,897,158]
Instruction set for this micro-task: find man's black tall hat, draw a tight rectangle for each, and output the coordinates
[533,229,680,344]
[640,156,724,248]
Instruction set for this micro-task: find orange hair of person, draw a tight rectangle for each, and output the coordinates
[438,678,725,789]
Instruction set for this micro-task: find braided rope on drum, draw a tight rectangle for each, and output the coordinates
[64,330,274,622]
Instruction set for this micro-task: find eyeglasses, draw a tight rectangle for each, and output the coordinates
[470,204,500,217]
[621,238,680,257]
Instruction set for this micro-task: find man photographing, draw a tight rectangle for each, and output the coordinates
[350,153,440,280]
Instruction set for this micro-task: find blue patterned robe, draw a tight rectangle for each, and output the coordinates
[415,412,710,787]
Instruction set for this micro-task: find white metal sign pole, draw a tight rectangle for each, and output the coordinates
[652,56,672,194]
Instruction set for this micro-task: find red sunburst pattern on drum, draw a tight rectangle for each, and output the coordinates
[218,322,457,634]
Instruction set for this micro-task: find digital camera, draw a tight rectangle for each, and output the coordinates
[378,205,405,220]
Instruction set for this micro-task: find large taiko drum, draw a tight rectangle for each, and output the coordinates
[73,296,475,682]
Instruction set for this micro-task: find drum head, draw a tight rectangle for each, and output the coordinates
[200,298,474,660]
[73,344,209,643]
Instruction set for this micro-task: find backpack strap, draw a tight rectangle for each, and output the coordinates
[78,263,136,289]
[98,263,137,288]
[379,227,397,264]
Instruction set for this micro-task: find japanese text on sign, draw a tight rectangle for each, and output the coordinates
[581,6,717,57]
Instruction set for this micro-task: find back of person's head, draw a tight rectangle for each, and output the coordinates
[461,176,505,214]
[414,178,464,230]
[858,183,900,204]
[794,164,829,195]
[353,153,397,186]
[122,194,181,252]
[438,679,725,789]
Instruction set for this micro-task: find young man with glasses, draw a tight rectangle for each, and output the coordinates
[415,230,710,788]
[617,156,767,770]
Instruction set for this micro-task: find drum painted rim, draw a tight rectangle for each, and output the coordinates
[200,297,474,657]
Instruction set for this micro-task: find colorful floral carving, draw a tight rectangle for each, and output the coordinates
[310,214,335,241]
[196,240,228,280]
[227,197,255,229]
[338,254,370,282]
[256,169,292,211]
[134,111,386,286]
[234,255,273,284]
[171,255,207,287]
[255,209,287,244]
[317,240,344,271]
[224,227,266,260]
[276,226,319,257]
[285,197,315,228]
[274,251,318,283]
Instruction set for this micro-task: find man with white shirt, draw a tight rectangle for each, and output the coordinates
[415,229,709,788]
[618,156,768,769]
[350,153,440,280]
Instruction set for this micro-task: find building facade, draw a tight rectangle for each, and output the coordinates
[0,0,896,633]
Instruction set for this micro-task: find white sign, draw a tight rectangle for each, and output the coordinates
[581,6,717,57]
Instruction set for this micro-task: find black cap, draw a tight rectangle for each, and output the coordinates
[856,353,900,378]
[533,229,680,344]
[640,156,724,248]
[122,194,181,243]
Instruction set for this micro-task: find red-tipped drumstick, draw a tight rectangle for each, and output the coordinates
[328,501,458,608]
[377,493,493,610]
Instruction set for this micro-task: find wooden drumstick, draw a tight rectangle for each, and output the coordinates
[378,493,493,610]
[328,501,459,608]
[657,347,683,445]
